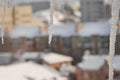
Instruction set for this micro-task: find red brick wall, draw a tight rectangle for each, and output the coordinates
[77,68,106,80]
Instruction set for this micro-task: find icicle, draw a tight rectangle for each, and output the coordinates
[1,0,6,44]
[48,0,54,45]
[108,0,120,80]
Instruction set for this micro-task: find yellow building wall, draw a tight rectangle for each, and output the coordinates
[0,6,42,32]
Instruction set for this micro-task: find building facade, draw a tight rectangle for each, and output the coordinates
[0,6,41,33]
[80,0,111,22]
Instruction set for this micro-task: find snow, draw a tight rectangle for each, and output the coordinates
[33,10,65,25]
[0,62,67,80]
[41,52,73,64]
[74,11,81,17]
[78,22,111,36]
[9,25,40,38]
[78,55,120,71]
[8,22,110,38]
[78,55,106,71]
[52,22,110,37]
[113,56,120,71]
[20,52,73,64]
[52,23,76,37]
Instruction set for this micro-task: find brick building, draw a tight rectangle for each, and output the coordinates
[77,55,107,80]
[77,55,120,80]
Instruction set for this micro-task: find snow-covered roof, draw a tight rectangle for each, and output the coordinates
[52,23,76,37]
[9,25,40,38]
[78,55,120,71]
[78,22,111,36]
[78,55,106,71]
[0,62,67,80]
[52,22,110,37]
[9,22,110,38]
[114,56,120,71]
[41,52,73,64]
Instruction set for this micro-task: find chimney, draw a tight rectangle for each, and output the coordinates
[40,24,47,33]
[104,0,111,5]
[6,25,14,33]
[76,23,83,32]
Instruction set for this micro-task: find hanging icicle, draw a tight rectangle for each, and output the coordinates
[48,0,54,44]
[108,0,120,80]
[1,0,6,44]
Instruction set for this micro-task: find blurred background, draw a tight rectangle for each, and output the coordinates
[0,0,120,80]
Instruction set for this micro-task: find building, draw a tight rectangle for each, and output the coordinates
[91,35,101,55]
[115,35,120,54]
[77,55,120,80]
[34,36,48,51]
[0,7,14,33]
[51,36,69,55]
[77,55,107,80]
[14,0,50,13]
[69,36,84,63]
[0,0,51,34]
[80,0,111,22]
[14,6,40,25]
[8,22,110,58]
[0,6,41,33]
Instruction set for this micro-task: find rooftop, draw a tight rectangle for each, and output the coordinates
[78,55,106,71]
[9,22,111,38]
[78,55,120,71]
[41,52,73,64]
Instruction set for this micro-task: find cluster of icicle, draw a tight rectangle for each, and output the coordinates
[108,0,120,80]
[0,0,13,44]
[1,0,6,44]
[48,0,54,45]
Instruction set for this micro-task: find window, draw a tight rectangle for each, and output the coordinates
[82,72,89,79]
[96,73,100,80]
[90,74,94,79]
